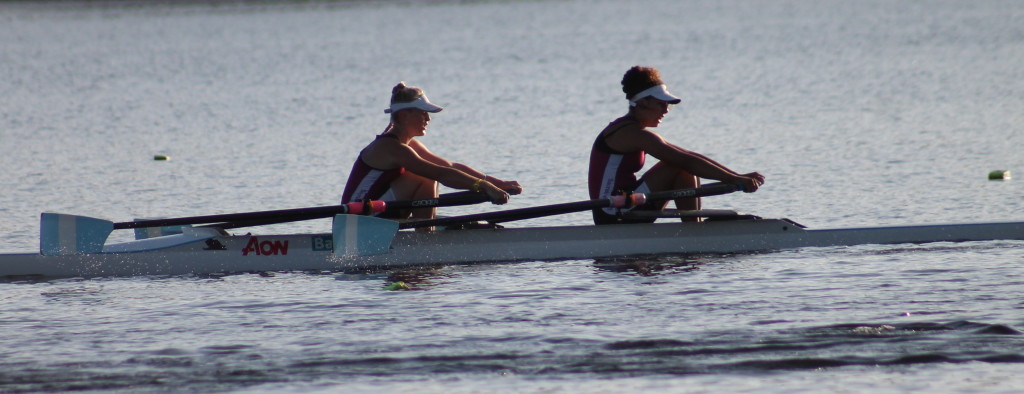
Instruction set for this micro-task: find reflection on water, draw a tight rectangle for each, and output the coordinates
[593,256,704,276]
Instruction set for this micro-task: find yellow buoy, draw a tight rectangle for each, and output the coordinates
[154,154,170,161]
[988,170,1011,180]
[385,281,410,290]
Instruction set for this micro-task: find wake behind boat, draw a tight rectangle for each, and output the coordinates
[2,184,1023,279]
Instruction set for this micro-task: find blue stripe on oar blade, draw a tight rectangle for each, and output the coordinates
[40,213,114,255]
[331,214,398,257]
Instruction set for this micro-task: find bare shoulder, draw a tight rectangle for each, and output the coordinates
[600,116,641,135]
[362,137,417,168]
[365,136,410,154]
[606,121,664,151]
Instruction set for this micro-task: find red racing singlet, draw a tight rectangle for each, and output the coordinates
[341,134,406,204]
[588,116,646,203]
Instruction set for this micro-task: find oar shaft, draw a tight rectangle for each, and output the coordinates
[398,200,608,229]
[399,183,742,229]
[115,191,495,230]
[646,182,741,201]
[113,203,368,230]
[400,194,641,229]
[205,192,496,230]
[201,213,339,230]
[384,191,491,211]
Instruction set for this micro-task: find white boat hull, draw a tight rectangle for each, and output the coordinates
[2,218,1024,278]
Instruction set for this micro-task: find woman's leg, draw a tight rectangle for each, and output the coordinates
[388,172,438,220]
[640,162,701,220]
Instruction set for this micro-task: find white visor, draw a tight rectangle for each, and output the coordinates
[384,95,444,114]
[628,84,682,106]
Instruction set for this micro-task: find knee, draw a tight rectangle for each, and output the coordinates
[415,179,438,198]
[675,173,698,188]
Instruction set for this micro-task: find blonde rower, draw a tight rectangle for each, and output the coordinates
[342,82,522,220]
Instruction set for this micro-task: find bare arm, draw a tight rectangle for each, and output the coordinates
[610,127,764,192]
[450,163,523,194]
[385,142,511,203]
[409,139,523,194]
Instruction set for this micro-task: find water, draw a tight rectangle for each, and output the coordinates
[2,0,1024,391]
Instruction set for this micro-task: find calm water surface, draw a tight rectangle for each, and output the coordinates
[2,0,1024,392]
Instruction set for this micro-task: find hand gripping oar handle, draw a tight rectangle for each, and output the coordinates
[399,193,646,229]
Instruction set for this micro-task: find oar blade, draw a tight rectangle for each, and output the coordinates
[332,214,399,257]
[40,213,114,255]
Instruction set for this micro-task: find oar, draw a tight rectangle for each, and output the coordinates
[39,191,498,256]
[113,191,496,230]
[398,193,646,229]
[201,190,517,229]
[645,182,742,201]
[333,183,744,257]
[400,182,742,229]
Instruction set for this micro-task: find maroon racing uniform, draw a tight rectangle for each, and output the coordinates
[588,116,663,224]
[341,134,406,205]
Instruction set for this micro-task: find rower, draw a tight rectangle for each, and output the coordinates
[588,66,765,224]
[341,82,523,222]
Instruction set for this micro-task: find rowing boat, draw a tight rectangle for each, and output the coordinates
[3,215,1024,279]
[2,184,1022,278]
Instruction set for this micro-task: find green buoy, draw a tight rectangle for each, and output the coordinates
[988,170,1011,180]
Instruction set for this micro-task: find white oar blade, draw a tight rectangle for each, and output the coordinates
[332,214,399,257]
[40,213,114,255]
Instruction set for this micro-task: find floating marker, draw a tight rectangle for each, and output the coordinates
[385,281,410,290]
[988,170,1011,180]
[154,154,170,161]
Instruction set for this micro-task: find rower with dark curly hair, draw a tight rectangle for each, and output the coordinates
[588,66,764,224]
